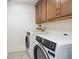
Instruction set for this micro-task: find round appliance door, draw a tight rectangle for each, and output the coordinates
[25,35,30,49]
[34,45,49,59]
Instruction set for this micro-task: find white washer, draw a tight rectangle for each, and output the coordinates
[27,31,72,59]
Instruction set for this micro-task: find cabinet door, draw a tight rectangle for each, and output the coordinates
[56,0,61,17]
[41,0,47,22]
[60,0,72,17]
[35,1,41,23]
[36,0,47,23]
[47,0,56,20]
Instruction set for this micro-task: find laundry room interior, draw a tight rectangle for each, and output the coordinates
[7,0,72,59]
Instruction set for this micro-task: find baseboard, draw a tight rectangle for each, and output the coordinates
[8,48,26,53]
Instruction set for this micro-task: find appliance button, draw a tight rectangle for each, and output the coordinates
[48,50,55,57]
[64,33,68,36]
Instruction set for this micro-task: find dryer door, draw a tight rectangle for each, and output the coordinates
[25,32,30,49]
[25,36,30,49]
[34,45,49,59]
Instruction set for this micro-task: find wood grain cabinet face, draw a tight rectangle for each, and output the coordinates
[47,0,56,20]
[35,0,72,24]
[60,0,72,16]
[48,0,72,19]
[41,0,47,22]
[35,1,41,23]
[35,0,47,23]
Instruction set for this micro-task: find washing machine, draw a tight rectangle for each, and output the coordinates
[29,31,72,59]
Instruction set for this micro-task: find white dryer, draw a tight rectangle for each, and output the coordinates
[25,31,38,59]
[25,31,35,59]
[28,31,72,59]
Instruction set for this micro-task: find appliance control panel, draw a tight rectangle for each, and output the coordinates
[36,36,57,52]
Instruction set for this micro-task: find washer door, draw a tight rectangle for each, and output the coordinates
[34,45,49,59]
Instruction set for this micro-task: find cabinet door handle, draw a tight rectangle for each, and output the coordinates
[56,8,61,16]
[56,0,61,16]
[58,8,61,15]
[58,0,61,15]
[56,9,58,16]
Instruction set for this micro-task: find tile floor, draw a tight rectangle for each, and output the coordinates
[7,51,30,59]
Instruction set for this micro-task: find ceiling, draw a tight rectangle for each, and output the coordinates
[8,0,39,4]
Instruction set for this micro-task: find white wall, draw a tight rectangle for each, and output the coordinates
[41,19,72,32]
[7,1,36,52]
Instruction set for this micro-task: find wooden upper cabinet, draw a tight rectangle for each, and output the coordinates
[47,0,72,19]
[41,0,47,22]
[60,0,72,16]
[35,0,47,23]
[47,0,56,20]
[35,1,41,23]
[56,0,72,17]
[35,0,72,24]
